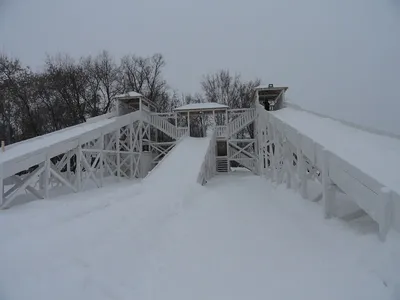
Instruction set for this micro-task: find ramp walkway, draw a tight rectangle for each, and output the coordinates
[271,107,400,196]
[0,111,143,179]
[144,136,212,194]
[262,105,400,238]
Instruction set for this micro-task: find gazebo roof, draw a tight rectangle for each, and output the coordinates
[174,102,229,113]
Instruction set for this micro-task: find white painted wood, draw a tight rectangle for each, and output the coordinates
[3,165,45,208]
[44,155,51,198]
[187,111,190,136]
[321,149,335,219]
[300,135,315,166]
[228,109,256,137]
[197,129,217,185]
[329,157,380,219]
[116,128,121,180]
[3,95,398,241]
[76,146,82,192]
[49,166,77,193]
[149,113,177,139]
[270,123,277,182]
[258,105,400,240]
[129,122,134,179]
[99,133,104,186]
[378,188,393,241]
[10,174,44,200]
[216,157,229,173]
[0,163,3,206]
[297,147,308,199]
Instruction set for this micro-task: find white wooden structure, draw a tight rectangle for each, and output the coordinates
[254,85,399,241]
[173,102,258,174]
[1,87,399,241]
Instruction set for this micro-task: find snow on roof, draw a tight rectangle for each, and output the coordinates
[114,91,143,99]
[255,85,289,91]
[174,102,229,112]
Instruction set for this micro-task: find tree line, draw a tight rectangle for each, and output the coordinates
[0,51,260,144]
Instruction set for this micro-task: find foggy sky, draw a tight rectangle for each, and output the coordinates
[1,0,400,134]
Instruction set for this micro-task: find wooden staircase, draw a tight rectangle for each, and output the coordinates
[228,109,256,137]
[216,157,229,173]
[144,112,177,139]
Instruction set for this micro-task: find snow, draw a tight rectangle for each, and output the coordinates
[256,84,288,91]
[174,102,229,112]
[144,136,211,192]
[114,91,143,99]
[0,118,115,164]
[0,172,399,299]
[272,107,400,196]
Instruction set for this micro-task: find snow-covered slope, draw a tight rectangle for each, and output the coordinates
[272,107,400,196]
[0,172,399,299]
[144,136,211,195]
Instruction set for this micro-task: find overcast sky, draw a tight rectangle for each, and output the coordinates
[1,0,400,134]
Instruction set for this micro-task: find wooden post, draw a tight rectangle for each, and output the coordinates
[259,130,265,177]
[212,110,216,128]
[44,155,51,198]
[0,163,4,207]
[270,124,277,182]
[139,121,143,177]
[66,150,71,182]
[76,145,82,192]
[1,141,4,152]
[225,110,228,135]
[129,122,134,179]
[297,148,308,199]
[187,111,190,137]
[116,128,121,180]
[99,133,104,187]
[378,187,393,242]
[321,148,335,218]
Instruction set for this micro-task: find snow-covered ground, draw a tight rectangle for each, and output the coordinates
[1,171,399,300]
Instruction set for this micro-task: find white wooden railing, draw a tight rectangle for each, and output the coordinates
[197,129,217,185]
[256,104,398,241]
[215,126,227,138]
[228,109,256,137]
[176,127,189,139]
[231,152,257,174]
[0,110,145,208]
[149,113,177,139]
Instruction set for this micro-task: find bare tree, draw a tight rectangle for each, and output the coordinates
[201,69,260,108]
[83,51,122,116]
[44,54,88,124]
[120,53,170,111]
[201,70,261,138]
[0,55,40,140]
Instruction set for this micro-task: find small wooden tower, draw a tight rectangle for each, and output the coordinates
[114,91,157,115]
[255,84,288,111]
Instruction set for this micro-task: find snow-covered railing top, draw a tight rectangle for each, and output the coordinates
[0,110,145,178]
[258,104,400,240]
